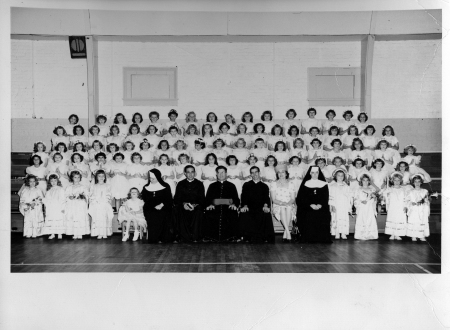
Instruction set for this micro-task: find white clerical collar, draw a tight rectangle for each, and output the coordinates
[252,179,261,183]
[305,179,327,188]
[187,179,195,182]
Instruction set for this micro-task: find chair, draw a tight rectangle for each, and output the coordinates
[121,221,148,240]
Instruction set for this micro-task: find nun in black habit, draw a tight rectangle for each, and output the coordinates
[203,166,240,242]
[141,169,173,243]
[296,166,333,243]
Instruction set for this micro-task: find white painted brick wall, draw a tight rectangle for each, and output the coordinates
[372,39,441,119]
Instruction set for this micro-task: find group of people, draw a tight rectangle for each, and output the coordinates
[19,108,434,243]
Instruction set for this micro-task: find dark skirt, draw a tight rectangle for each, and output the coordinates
[203,207,239,242]
[240,211,275,243]
[145,209,172,243]
[173,206,203,242]
[298,210,332,243]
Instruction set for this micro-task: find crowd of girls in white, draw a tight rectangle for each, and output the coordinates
[19,108,435,242]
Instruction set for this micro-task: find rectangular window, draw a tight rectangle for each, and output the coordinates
[123,67,178,106]
[307,67,361,106]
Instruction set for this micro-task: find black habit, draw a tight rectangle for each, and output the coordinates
[240,180,275,242]
[173,178,205,242]
[203,180,240,242]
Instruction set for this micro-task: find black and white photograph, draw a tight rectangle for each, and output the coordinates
[1,0,449,329]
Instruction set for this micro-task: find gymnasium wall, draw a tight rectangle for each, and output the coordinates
[11,37,441,152]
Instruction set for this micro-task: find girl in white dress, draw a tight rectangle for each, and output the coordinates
[88,125,106,149]
[356,112,370,136]
[106,152,129,210]
[69,153,91,187]
[32,141,50,167]
[69,125,88,150]
[105,143,119,163]
[348,158,369,191]
[241,154,258,183]
[382,125,401,158]
[164,125,184,149]
[226,155,243,196]
[155,140,172,162]
[212,138,229,166]
[190,139,208,177]
[353,173,378,240]
[122,141,136,165]
[26,155,48,194]
[222,114,237,135]
[106,125,125,150]
[125,124,144,151]
[126,153,148,192]
[47,153,70,188]
[396,161,413,191]
[402,145,432,183]
[202,123,216,151]
[148,111,163,137]
[50,142,70,166]
[201,153,218,192]
[316,157,332,182]
[64,114,79,137]
[362,125,379,151]
[326,156,347,177]
[285,125,301,151]
[174,154,190,183]
[326,139,346,166]
[184,124,200,151]
[251,123,268,148]
[322,125,341,152]
[289,138,308,171]
[172,140,189,165]
[42,173,66,239]
[144,125,161,151]
[369,158,389,192]
[270,165,296,242]
[156,154,176,196]
[301,108,322,135]
[347,138,372,170]
[260,110,275,134]
[95,114,110,137]
[112,113,129,138]
[283,109,300,137]
[131,112,148,136]
[89,170,114,239]
[240,111,254,131]
[322,110,338,136]
[406,174,430,241]
[267,125,286,151]
[118,188,147,242]
[329,169,353,239]
[252,138,269,169]
[383,172,408,240]
[341,125,359,151]
[64,171,90,239]
[339,110,356,135]
[272,141,289,165]
[89,152,108,179]
[139,140,155,168]
[88,140,104,163]
[374,139,397,174]
[262,155,277,185]
[19,175,44,238]
[307,139,326,167]
[287,156,305,192]
[71,142,89,165]
[303,127,322,150]
[51,126,70,151]
[232,138,250,168]
[217,123,235,152]
[162,109,182,135]
[203,112,220,134]
[182,111,201,136]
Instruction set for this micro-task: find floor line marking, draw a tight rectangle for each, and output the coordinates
[414,264,433,274]
[11,262,442,266]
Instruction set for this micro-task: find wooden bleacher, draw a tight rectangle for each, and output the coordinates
[11,151,442,233]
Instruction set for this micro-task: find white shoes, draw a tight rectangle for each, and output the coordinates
[395,236,402,241]
[122,233,129,242]
[335,235,340,239]
[49,234,55,240]
[389,235,395,240]
[412,237,417,241]
[57,235,62,239]
[133,231,140,241]
[341,234,347,240]
[97,236,102,239]
[420,238,426,242]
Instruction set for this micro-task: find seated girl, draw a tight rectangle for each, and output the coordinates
[402,144,432,183]
[118,187,147,242]
[267,125,285,151]
[339,110,355,135]
[51,126,69,151]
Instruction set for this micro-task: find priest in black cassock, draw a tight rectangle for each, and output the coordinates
[173,165,205,243]
[239,166,275,243]
[203,166,240,243]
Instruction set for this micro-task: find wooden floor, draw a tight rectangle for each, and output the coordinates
[11,233,441,273]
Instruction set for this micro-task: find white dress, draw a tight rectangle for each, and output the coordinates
[97,124,110,137]
[140,150,155,166]
[106,161,129,199]
[114,123,129,137]
[64,124,77,136]
[42,186,66,235]
[174,164,188,183]
[88,183,114,237]
[328,181,353,235]
[70,135,88,147]
[69,162,91,187]
[370,168,389,191]
[322,120,339,135]
[373,149,397,174]
[348,167,369,190]
[51,135,70,150]
[213,149,228,166]
[124,134,143,151]
[272,151,290,165]
[118,199,148,230]
[232,148,250,168]
[301,118,322,133]
[270,181,296,221]
[289,148,309,171]
[353,186,378,240]
[46,162,70,188]
[288,166,305,192]
[163,133,184,148]
[262,167,277,185]
[383,187,407,236]
[19,187,44,237]
[143,134,160,151]
[201,165,217,192]
[307,148,326,166]
[322,135,342,150]
[184,134,200,151]
[406,188,430,238]
[122,150,135,165]
[126,163,148,192]
[362,136,379,150]
[252,148,269,169]
[202,135,216,151]
[341,134,359,148]
[227,166,242,196]
[106,135,125,149]
[240,164,253,182]
[157,164,176,196]
[64,184,90,236]
[26,165,47,194]
[402,155,432,183]
[339,120,356,133]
